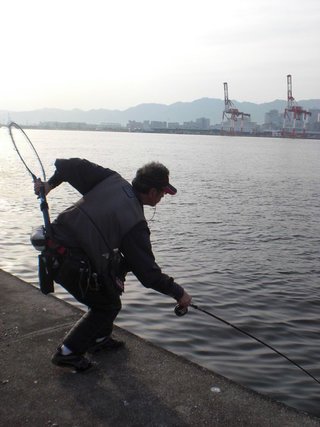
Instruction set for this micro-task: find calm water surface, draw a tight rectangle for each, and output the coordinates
[1,128,320,417]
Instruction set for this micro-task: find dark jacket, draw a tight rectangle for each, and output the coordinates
[48,158,184,300]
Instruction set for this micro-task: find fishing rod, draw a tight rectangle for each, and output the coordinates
[174,303,320,386]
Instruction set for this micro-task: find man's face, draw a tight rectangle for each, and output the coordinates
[147,188,165,206]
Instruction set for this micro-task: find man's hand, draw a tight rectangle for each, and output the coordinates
[34,178,52,196]
[177,290,192,308]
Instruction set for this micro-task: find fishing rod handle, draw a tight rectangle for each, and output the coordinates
[38,185,52,238]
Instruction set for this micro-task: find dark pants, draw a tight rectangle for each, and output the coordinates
[54,254,121,355]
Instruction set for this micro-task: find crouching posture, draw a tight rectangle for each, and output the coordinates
[35,158,192,371]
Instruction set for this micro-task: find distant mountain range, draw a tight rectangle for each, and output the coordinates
[1,98,320,126]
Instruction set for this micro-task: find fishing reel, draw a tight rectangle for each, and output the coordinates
[174,304,188,317]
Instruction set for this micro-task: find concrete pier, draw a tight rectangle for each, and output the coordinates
[1,269,319,426]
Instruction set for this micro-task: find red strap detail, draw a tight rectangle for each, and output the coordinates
[47,239,67,255]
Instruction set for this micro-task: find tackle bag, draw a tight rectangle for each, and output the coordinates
[38,251,55,295]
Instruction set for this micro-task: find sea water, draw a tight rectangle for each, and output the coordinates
[1,127,320,416]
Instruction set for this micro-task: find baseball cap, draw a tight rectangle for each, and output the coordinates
[162,181,177,195]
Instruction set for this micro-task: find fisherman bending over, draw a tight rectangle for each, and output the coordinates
[35,158,192,371]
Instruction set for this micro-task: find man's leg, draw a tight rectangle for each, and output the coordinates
[63,303,121,355]
[52,273,122,369]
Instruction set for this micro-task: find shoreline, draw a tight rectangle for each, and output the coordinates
[4,124,320,141]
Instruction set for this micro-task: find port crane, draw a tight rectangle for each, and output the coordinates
[221,82,250,134]
[283,74,311,137]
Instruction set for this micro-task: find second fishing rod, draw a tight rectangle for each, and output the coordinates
[174,302,320,387]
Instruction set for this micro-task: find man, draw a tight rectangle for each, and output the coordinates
[35,158,192,371]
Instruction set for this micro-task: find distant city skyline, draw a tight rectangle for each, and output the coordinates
[2,97,319,129]
[1,0,319,111]
[10,105,320,139]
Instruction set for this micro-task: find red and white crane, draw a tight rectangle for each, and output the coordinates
[221,82,250,134]
[283,74,311,137]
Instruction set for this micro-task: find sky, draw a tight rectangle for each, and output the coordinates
[1,0,319,111]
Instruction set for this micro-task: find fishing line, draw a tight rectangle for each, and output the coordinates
[147,206,157,221]
[8,122,52,237]
[175,303,320,386]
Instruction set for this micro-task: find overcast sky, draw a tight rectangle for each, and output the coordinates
[1,0,319,111]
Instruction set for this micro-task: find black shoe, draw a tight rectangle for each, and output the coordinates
[88,336,125,354]
[51,348,93,371]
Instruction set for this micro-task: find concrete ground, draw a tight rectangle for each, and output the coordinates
[1,269,319,427]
